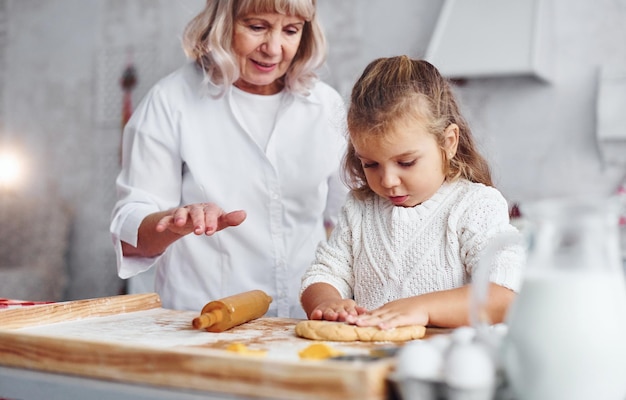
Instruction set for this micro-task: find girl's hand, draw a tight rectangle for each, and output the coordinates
[155,203,246,236]
[309,299,368,322]
[353,297,429,330]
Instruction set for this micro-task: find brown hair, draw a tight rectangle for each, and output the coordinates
[182,0,326,96]
[344,55,493,199]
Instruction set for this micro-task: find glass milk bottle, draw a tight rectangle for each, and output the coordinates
[500,196,626,400]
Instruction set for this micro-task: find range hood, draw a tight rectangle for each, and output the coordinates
[425,0,552,82]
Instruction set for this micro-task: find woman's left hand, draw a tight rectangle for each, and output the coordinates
[156,202,246,236]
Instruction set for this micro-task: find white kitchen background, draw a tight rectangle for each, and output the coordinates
[0,0,624,301]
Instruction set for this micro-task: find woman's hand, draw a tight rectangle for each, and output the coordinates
[122,203,247,258]
[353,297,429,330]
[156,203,246,236]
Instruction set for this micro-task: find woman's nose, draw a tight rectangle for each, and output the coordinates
[261,32,282,56]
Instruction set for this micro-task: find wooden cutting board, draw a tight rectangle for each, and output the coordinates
[0,293,442,400]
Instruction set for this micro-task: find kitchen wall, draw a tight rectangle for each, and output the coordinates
[0,0,623,301]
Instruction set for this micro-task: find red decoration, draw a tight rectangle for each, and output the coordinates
[119,62,138,164]
[0,298,54,309]
[509,202,521,219]
[120,63,138,129]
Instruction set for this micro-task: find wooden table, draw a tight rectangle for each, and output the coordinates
[0,293,444,400]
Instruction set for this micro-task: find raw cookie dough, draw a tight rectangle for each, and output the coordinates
[225,342,267,356]
[298,343,344,360]
[295,320,426,342]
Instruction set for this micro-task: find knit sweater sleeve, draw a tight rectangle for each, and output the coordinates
[300,194,361,300]
[451,184,524,292]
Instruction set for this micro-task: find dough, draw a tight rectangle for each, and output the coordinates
[225,342,267,357]
[295,320,426,342]
[298,343,344,360]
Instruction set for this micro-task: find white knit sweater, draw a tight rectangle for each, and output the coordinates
[300,179,524,310]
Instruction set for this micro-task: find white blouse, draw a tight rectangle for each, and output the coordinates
[111,62,348,318]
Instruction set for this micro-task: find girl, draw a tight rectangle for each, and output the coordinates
[300,56,523,329]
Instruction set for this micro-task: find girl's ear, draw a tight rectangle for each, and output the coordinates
[444,123,459,157]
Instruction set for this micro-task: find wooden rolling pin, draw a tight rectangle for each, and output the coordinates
[192,290,273,332]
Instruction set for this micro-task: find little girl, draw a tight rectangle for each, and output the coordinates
[300,56,523,329]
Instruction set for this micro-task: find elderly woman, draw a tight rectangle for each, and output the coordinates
[111,0,347,317]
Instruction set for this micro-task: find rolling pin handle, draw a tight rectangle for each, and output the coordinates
[192,309,222,330]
